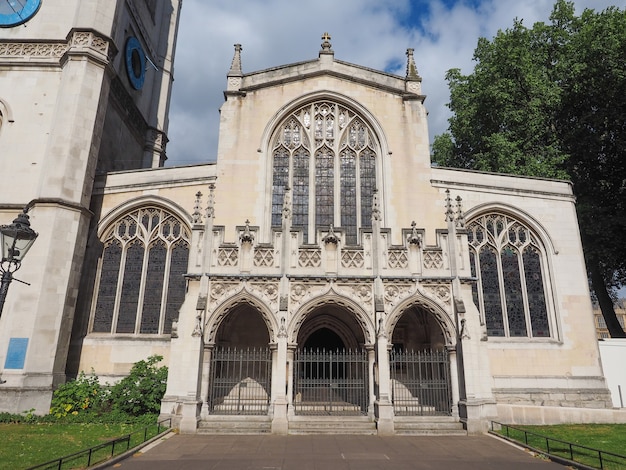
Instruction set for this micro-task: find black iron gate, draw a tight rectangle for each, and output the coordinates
[208,347,272,415]
[389,349,452,416]
[293,349,368,416]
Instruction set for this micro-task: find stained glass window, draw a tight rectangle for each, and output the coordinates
[467,213,551,338]
[270,101,379,244]
[340,150,357,244]
[91,207,190,335]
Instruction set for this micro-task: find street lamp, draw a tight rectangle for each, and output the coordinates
[0,208,38,318]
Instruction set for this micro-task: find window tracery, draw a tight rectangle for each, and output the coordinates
[467,213,551,338]
[91,206,190,335]
[270,101,378,245]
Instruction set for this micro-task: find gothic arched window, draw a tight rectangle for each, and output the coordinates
[91,206,190,335]
[467,213,551,338]
[270,101,378,245]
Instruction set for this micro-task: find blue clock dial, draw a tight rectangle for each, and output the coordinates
[125,37,146,90]
[0,0,42,27]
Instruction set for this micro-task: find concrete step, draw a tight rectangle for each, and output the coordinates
[288,416,377,435]
[394,416,467,436]
[198,416,272,434]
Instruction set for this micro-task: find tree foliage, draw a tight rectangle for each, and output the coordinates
[433,1,626,336]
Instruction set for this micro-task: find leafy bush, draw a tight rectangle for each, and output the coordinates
[49,371,108,418]
[108,355,168,416]
[47,355,168,421]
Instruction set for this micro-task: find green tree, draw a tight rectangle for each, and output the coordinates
[433,1,626,337]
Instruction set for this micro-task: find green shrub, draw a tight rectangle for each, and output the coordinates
[49,371,108,418]
[108,355,168,416]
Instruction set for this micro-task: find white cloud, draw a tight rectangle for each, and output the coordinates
[165,0,622,166]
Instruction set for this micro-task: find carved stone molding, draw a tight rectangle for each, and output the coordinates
[421,282,452,305]
[1,30,114,64]
[248,281,280,311]
[383,281,415,312]
[0,41,67,59]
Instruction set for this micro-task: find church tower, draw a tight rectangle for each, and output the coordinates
[0,0,181,413]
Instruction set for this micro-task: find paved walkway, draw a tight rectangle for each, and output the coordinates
[109,433,566,469]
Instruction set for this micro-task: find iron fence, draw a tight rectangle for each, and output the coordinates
[389,349,452,416]
[293,349,368,416]
[491,421,626,470]
[208,347,272,415]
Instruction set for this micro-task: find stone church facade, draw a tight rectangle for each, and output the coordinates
[0,1,617,434]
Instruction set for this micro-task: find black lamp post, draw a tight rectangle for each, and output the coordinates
[0,208,38,318]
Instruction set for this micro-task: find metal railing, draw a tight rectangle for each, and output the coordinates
[209,347,272,415]
[26,418,171,470]
[390,349,452,416]
[490,421,626,470]
[293,349,368,416]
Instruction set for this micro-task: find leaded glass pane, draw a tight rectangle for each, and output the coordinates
[524,247,550,337]
[315,147,334,231]
[340,149,357,244]
[480,246,504,336]
[359,149,376,229]
[469,250,480,312]
[140,241,166,334]
[269,100,379,243]
[116,241,144,333]
[271,148,289,227]
[501,246,526,336]
[293,149,309,238]
[93,241,122,333]
[164,242,189,334]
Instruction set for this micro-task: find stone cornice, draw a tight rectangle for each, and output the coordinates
[0,29,116,67]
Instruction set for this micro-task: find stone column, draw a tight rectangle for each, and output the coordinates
[447,345,460,419]
[271,331,289,434]
[199,344,214,419]
[366,345,376,416]
[287,344,296,417]
[374,326,394,435]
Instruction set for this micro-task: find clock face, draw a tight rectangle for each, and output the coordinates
[125,37,146,90]
[0,0,41,28]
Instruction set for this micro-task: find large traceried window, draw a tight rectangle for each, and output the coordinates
[270,101,378,245]
[91,207,190,335]
[467,213,551,338]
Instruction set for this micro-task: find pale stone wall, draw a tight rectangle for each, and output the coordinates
[0,0,182,414]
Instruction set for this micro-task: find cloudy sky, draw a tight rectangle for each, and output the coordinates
[165,0,623,166]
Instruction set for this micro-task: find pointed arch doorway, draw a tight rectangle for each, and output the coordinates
[389,306,453,416]
[207,304,272,415]
[293,306,369,416]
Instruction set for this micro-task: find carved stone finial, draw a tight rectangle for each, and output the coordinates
[455,196,465,228]
[228,44,243,76]
[240,219,255,244]
[192,315,203,337]
[321,32,332,52]
[282,186,292,221]
[445,189,455,222]
[408,220,422,246]
[278,316,287,338]
[206,183,216,219]
[192,191,203,225]
[323,224,339,245]
[405,48,420,80]
[371,188,381,222]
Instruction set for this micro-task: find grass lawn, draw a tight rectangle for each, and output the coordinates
[0,422,159,470]
[497,423,626,470]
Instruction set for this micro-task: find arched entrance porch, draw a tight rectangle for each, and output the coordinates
[389,306,454,416]
[292,306,371,416]
[207,303,272,415]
